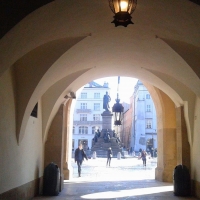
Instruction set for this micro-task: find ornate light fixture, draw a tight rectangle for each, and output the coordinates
[112,77,124,125]
[108,0,137,27]
[112,94,124,125]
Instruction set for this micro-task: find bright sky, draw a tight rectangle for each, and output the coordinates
[94,76,138,105]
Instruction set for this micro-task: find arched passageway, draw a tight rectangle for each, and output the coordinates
[43,76,190,191]
[0,0,200,199]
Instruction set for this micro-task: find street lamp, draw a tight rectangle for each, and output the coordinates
[108,0,137,27]
[112,94,124,125]
[112,77,124,125]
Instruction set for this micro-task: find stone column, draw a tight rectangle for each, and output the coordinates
[44,104,64,191]
[176,106,190,169]
[63,100,73,180]
[155,127,177,182]
[154,90,177,182]
[101,111,113,137]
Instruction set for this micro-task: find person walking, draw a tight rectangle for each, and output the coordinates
[141,150,147,166]
[106,147,113,167]
[74,143,88,177]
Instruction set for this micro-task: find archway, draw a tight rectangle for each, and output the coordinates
[0,0,200,198]
[43,76,190,192]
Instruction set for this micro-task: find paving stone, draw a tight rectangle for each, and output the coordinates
[34,158,198,200]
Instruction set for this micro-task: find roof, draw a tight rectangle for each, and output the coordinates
[84,81,109,88]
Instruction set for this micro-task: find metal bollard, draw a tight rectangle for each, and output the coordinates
[117,152,121,160]
[92,151,96,159]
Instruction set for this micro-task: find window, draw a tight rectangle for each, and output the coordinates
[146,94,150,99]
[80,103,87,109]
[92,126,96,134]
[146,105,151,112]
[93,114,100,121]
[94,93,100,99]
[31,103,38,118]
[94,103,100,111]
[80,114,87,121]
[146,119,152,128]
[79,126,88,134]
[81,93,87,99]
[73,126,75,134]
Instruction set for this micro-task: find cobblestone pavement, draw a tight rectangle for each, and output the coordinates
[34,157,199,200]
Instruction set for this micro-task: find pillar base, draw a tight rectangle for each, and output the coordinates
[191,179,200,198]
[155,167,173,182]
[60,173,64,191]
[63,162,73,180]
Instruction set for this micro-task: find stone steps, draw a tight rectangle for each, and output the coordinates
[91,136,122,158]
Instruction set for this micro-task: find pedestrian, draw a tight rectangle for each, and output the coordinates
[141,150,147,166]
[106,147,113,167]
[74,143,88,177]
[130,147,133,155]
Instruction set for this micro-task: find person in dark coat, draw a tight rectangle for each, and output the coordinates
[106,147,113,167]
[75,143,88,177]
[141,150,147,167]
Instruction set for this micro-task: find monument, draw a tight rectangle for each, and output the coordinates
[101,91,113,138]
[91,91,122,157]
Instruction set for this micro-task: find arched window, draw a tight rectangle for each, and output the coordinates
[79,126,88,134]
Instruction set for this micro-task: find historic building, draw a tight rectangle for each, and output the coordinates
[1,1,200,199]
[72,81,110,150]
[131,80,157,152]
[120,102,132,149]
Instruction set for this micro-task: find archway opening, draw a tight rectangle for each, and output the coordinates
[69,76,159,180]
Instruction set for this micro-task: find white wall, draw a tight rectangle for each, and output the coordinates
[0,69,44,194]
[192,96,200,182]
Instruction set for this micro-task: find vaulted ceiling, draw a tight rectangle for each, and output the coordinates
[0,0,199,39]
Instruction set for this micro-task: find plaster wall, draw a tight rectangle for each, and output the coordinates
[192,97,200,182]
[0,70,43,194]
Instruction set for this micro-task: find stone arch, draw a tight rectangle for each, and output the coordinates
[44,77,191,184]
[0,1,199,146]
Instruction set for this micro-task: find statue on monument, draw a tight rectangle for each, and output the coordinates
[103,91,111,111]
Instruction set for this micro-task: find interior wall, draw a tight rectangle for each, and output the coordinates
[191,96,200,196]
[0,69,44,195]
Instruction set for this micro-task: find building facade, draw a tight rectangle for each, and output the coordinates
[131,80,157,152]
[72,81,110,150]
[120,102,132,149]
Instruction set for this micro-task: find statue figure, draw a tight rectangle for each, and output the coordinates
[97,129,100,137]
[103,91,111,111]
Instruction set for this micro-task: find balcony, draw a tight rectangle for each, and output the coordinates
[73,121,102,126]
[76,109,92,113]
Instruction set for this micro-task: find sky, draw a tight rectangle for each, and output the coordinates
[94,76,138,105]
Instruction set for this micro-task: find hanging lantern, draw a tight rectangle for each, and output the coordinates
[112,95,124,125]
[108,0,137,27]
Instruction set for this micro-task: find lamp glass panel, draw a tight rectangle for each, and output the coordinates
[120,1,128,12]
[113,1,120,13]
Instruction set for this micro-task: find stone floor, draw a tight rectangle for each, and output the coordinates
[34,157,199,200]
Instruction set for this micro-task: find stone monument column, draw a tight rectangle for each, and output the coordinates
[101,91,113,137]
[101,111,113,137]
